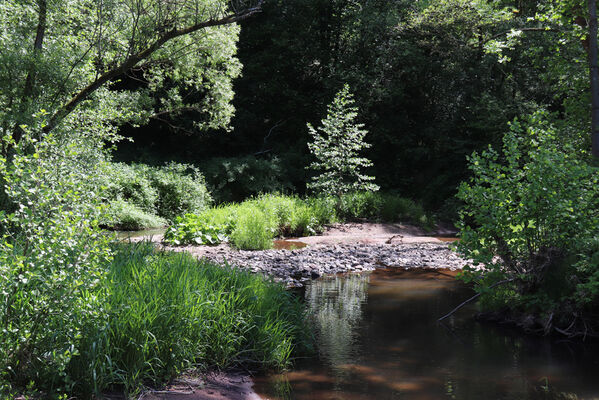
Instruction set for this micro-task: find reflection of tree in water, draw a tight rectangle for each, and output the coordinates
[306,273,370,377]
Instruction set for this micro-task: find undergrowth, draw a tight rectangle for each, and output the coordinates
[2,242,310,398]
[164,192,433,249]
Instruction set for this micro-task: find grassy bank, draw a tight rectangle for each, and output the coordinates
[1,242,309,398]
[164,192,434,249]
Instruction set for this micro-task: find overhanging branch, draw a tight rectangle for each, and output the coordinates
[42,1,262,135]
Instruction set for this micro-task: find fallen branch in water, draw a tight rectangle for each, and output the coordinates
[437,278,514,322]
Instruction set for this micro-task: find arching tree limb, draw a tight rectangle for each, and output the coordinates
[41,1,262,136]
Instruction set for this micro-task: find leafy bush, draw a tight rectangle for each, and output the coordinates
[337,191,383,220]
[100,162,158,214]
[456,113,599,317]
[147,162,211,221]
[378,194,431,227]
[103,199,167,230]
[0,132,112,396]
[99,162,211,229]
[72,242,309,396]
[200,155,293,203]
[334,191,432,227]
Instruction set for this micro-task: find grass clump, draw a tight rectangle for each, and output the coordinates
[97,242,307,394]
[230,206,276,250]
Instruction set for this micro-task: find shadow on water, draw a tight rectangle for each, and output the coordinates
[255,269,599,400]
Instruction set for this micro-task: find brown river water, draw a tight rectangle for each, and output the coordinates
[254,269,599,400]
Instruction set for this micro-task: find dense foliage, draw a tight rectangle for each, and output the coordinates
[457,113,599,335]
[0,135,308,397]
[120,0,574,206]
[100,162,211,230]
[0,0,258,149]
[0,131,112,396]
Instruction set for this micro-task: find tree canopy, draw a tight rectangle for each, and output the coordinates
[0,0,261,153]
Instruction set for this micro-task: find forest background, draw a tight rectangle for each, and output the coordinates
[115,0,592,208]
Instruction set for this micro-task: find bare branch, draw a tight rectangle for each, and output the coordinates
[437,278,514,322]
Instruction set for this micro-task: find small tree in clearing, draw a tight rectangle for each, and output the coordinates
[307,84,379,196]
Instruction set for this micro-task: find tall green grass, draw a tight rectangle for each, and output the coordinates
[165,192,434,250]
[67,242,309,397]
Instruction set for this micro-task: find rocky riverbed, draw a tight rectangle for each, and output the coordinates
[156,223,471,287]
[123,223,472,287]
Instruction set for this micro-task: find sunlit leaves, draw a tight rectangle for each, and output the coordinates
[307,84,379,196]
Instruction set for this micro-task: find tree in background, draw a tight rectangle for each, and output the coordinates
[307,84,378,196]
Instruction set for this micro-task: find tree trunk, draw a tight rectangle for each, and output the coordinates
[588,0,599,158]
[12,0,47,146]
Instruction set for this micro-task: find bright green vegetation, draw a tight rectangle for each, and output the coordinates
[91,242,308,396]
[100,162,211,230]
[0,238,309,398]
[307,84,379,195]
[0,135,308,398]
[457,112,599,335]
[164,192,432,249]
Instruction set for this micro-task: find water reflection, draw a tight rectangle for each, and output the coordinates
[306,274,369,377]
[256,269,599,400]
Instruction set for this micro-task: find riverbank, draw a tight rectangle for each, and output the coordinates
[125,222,471,399]
[149,222,470,287]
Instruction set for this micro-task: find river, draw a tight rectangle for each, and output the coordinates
[255,269,599,400]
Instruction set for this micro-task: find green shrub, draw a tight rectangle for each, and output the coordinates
[103,199,167,230]
[200,156,293,203]
[337,191,383,220]
[147,162,211,222]
[0,132,112,397]
[230,206,275,250]
[304,196,338,226]
[99,162,211,229]
[290,202,319,236]
[100,162,158,214]
[379,194,432,227]
[456,113,599,313]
